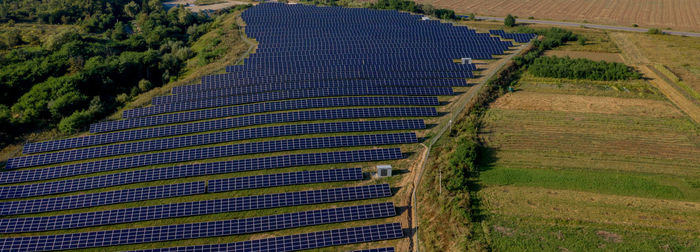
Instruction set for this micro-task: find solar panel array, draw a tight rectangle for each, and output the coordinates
[90,97,435,132]
[1,182,387,234]
[131,223,404,252]
[351,247,395,252]
[0,2,520,250]
[489,30,537,43]
[1,147,401,187]
[126,88,447,117]
[173,78,467,94]
[7,132,415,170]
[0,203,396,251]
[152,87,444,106]
[1,182,205,216]
[26,107,434,153]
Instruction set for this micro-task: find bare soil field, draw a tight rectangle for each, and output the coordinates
[414,0,700,32]
[163,0,251,11]
[544,50,624,62]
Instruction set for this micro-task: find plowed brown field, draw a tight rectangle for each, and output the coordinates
[413,0,700,32]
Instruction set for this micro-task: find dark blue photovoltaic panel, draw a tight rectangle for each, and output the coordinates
[0,203,396,251]
[24,107,435,154]
[173,78,466,94]
[127,88,450,117]
[132,223,404,252]
[19,120,422,166]
[208,167,362,193]
[1,134,413,192]
[0,147,402,185]
[0,182,204,216]
[89,97,435,133]
[151,88,442,106]
[0,184,391,233]
[5,132,415,172]
[489,30,537,43]
[0,169,368,232]
[225,63,474,73]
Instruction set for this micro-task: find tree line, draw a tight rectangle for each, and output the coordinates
[529,56,641,81]
[0,0,246,148]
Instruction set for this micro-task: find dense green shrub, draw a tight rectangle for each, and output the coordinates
[504,14,515,27]
[445,138,479,192]
[529,56,642,81]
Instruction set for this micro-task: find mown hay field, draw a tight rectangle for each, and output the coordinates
[415,0,700,32]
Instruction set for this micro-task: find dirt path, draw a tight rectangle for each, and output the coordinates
[610,32,700,124]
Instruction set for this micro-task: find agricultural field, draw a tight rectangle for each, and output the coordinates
[413,0,700,32]
[476,32,700,250]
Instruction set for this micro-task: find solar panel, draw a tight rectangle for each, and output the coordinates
[88,97,436,133]
[0,168,362,219]
[5,132,416,172]
[0,182,204,216]
[0,184,391,233]
[0,203,396,251]
[126,88,450,117]
[24,107,435,154]
[131,222,404,252]
[0,147,402,186]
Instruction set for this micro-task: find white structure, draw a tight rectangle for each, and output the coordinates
[421,16,430,21]
[461,57,472,64]
[376,165,392,177]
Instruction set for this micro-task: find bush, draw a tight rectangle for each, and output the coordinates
[445,138,479,192]
[647,28,664,35]
[504,14,516,27]
[528,56,642,81]
[138,79,153,92]
[58,109,93,133]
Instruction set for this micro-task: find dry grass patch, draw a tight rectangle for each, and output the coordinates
[491,91,683,118]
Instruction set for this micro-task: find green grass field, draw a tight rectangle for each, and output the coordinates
[475,32,700,250]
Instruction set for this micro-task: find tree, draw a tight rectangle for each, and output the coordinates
[504,14,516,27]
[468,13,476,21]
[124,1,140,18]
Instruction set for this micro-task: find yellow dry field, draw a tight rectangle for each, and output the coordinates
[414,0,700,32]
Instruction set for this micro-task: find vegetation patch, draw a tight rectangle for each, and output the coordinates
[529,56,641,81]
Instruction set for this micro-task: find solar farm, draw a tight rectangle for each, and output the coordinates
[0,3,530,251]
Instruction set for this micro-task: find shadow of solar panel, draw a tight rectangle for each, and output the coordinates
[0,203,396,251]
[127,88,450,117]
[0,169,369,232]
[24,107,434,154]
[1,134,413,192]
[131,222,403,252]
[1,147,401,186]
[88,97,435,133]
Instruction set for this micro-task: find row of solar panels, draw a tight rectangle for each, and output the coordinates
[1,168,366,231]
[22,120,423,167]
[224,62,476,73]
[26,108,433,154]
[0,202,396,251]
[4,133,413,187]
[175,77,465,95]
[1,148,399,215]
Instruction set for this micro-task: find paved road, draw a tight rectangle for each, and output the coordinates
[469,16,700,38]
